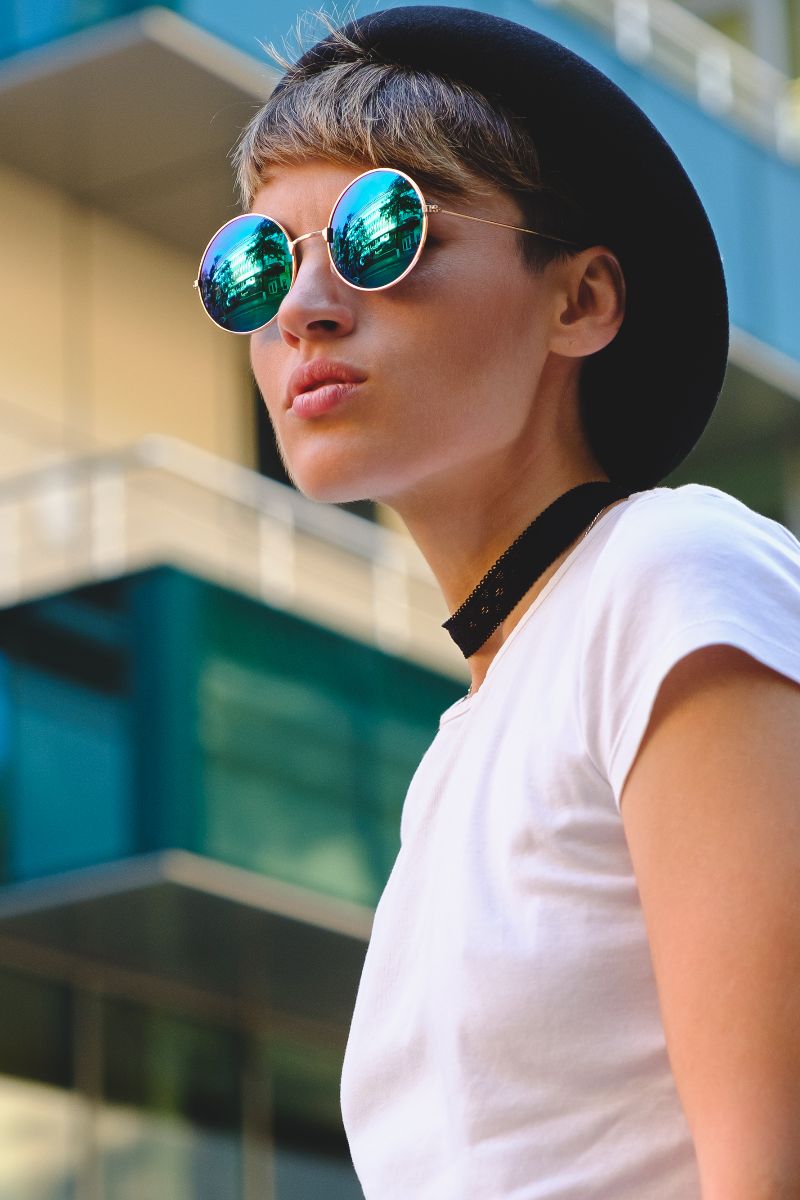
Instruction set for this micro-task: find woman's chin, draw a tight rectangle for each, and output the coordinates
[281,443,398,505]
[289,465,375,507]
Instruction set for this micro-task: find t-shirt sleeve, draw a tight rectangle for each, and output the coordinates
[579,487,800,811]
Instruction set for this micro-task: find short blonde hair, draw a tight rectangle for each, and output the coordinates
[232,12,583,270]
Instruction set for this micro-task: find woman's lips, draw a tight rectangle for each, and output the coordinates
[286,355,367,417]
[290,381,362,418]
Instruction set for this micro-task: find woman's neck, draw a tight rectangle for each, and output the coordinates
[392,455,612,694]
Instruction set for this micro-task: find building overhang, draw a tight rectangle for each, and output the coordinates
[0,851,371,1038]
[0,6,276,252]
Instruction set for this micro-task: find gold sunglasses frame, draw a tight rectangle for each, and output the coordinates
[193,166,579,335]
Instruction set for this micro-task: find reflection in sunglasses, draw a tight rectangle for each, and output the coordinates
[198,216,294,333]
[195,169,427,332]
[331,171,424,288]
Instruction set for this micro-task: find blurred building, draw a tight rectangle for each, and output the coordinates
[679,0,800,73]
[0,1,798,1197]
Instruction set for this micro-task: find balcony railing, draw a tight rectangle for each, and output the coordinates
[0,434,466,682]
[1,0,798,163]
[533,0,800,160]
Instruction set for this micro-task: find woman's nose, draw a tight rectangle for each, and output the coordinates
[276,237,356,345]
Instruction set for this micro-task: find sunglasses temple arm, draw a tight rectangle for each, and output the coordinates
[425,204,577,247]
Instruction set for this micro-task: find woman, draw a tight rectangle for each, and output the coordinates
[195,8,800,1197]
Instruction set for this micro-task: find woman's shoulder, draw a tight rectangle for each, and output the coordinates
[581,482,800,646]
[597,482,800,581]
[579,485,800,808]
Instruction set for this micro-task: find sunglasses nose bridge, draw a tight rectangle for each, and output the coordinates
[288,226,333,252]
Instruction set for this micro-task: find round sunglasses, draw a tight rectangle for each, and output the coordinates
[193,167,578,335]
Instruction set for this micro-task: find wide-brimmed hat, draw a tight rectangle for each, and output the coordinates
[280,5,729,490]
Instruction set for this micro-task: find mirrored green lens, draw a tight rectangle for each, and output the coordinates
[198,215,293,333]
[330,169,424,289]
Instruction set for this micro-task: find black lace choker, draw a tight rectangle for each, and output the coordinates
[442,481,629,658]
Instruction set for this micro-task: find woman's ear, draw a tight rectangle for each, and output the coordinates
[549,247,626,359]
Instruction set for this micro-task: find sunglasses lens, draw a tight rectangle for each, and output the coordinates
[197,215,293,332]
[330,169,424,289]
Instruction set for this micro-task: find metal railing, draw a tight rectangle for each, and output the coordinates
[0,434,467,682]
[533,0,800,161]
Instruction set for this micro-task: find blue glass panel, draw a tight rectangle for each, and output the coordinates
[10,665,132,879]
[4,0,178,56]
[0,654,10,770]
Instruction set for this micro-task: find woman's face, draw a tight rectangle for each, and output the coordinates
[249,158,569,512]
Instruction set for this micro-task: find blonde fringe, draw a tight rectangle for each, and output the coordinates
[233,10,540,194]
[231,7,575,266]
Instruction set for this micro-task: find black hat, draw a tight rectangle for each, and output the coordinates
[285,5,729,490]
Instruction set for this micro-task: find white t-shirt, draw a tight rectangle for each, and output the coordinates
[340,483,800,1200]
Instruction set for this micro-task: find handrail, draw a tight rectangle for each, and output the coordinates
[0,433,429,576]
[0,434,465,680]
[533,0,800,161]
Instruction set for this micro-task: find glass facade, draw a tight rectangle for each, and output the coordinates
[0,965,363,1199]
[101,999,242,1200]
[0,567,462,1198]
[0,567,458,902]
[0,969,78,1200]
